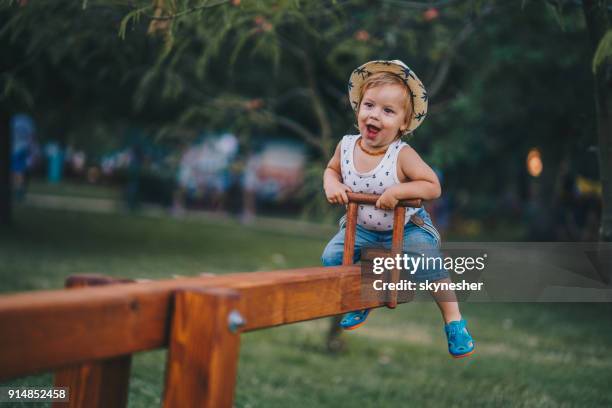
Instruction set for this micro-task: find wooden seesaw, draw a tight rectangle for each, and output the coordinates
[0,193,420,408]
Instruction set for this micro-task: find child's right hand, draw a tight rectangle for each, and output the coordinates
[324,180,352,205]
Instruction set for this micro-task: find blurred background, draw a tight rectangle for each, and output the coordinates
[1,0,608,242]
[1,1,611,407]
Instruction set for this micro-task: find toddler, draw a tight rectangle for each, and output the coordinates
[321,60,474,358]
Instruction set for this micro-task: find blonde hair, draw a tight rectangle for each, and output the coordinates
[358,71,414,137]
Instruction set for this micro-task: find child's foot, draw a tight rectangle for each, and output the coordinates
[340,309,371,330]
[444,319,475,358]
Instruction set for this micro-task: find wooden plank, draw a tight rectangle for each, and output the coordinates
[0,265,405,380]
[342,202,358,265]
[163,288,241,408]
[52,275,133,408]
[52,356,132,408]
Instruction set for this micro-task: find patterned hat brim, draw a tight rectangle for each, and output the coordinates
[348,60,428,134]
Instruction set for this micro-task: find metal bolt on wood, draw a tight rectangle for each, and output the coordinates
[227,310,245,333]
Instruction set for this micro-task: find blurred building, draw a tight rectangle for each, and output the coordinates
[174,132,239,211]
[246,141,305,201]
[241,140,306,222]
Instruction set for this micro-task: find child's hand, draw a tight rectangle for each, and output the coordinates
[325,180,352,205]
[376,188,399,210]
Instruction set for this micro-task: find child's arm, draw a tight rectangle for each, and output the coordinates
[376,146,441,210]
[323,142,352,205]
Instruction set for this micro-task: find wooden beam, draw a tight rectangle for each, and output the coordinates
[163,288,241,408]
[52,356,132,408]
[52,275,133,408]
[0,265,403,380]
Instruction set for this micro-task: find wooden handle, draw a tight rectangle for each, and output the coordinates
[387,207,406,309]
[339,193,416,310]
[346,192,421,208]
[339,193,415,309]
[342,203,358,265]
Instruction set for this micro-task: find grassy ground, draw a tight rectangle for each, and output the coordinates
[28,180,121,200]
[1,206,611,407]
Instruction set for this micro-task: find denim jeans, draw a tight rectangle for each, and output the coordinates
[321,207,449,282]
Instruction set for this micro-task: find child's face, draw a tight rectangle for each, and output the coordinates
[357,84,409,148]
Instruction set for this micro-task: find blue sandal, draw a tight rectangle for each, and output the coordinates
[445,319,475,358]
[340,309,371,330]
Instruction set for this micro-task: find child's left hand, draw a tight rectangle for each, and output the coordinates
[375,188,399,210]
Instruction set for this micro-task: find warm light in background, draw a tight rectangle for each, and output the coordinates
[526,148,543,177]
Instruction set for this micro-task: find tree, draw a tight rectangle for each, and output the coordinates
[2,0,608,236]
[582,0,612,241]
[131,0,611,239]
[116,0,501,219]
[1,0,165,226]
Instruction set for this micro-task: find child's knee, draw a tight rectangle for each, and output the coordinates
[321,245,343,266]
[404,227,440,251]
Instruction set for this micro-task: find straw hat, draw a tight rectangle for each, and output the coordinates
[348,59,428,134]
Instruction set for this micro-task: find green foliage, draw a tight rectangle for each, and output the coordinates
[0,73,33,107]
[119,4,152,40]
[114,0,504,163]
[1,0,605,222]
[1,0,156,139]
[593,29,612,73]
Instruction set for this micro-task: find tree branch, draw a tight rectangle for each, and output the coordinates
[427,3,496,98]
[275,32,333,155]
[268,88,312,107]
[146,0,230,21]
[264,110,324,153]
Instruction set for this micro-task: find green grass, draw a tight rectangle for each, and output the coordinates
[28,179,121,200]
[1,207,611,407]
[0,207,326,293]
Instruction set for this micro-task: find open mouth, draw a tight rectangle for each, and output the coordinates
[365,124,381,138]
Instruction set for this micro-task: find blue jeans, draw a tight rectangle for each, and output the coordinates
[321,207,449,282]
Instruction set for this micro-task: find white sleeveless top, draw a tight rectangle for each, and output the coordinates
[340,135,420,231]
